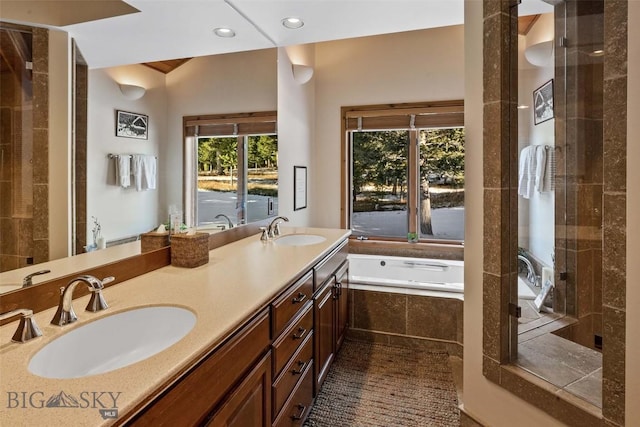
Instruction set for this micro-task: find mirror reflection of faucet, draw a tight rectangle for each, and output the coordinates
[22,269,51,288]
[214,214,234,230]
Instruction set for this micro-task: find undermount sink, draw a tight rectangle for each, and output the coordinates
[28,306,196,379]
[274,234,326,246]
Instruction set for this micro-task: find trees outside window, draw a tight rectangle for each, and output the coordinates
[345,101,464,242]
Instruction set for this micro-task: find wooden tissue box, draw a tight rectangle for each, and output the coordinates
[171,232,209,268]
[140,231,170,253]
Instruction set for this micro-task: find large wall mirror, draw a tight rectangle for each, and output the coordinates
[0,36,277,294]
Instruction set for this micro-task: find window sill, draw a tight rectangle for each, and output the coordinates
[348,237,463,260]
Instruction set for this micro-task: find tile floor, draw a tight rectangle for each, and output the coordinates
[517,298,602,408]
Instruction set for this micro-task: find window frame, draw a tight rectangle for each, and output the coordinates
[341,101,464,244]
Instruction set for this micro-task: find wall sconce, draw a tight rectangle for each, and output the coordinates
[291,64,314,85]
[524,40,554,67]
[118,83,146,100]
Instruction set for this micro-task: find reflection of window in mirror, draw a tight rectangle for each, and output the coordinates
[184,112,277,230]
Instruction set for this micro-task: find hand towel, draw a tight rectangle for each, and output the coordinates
[131,154,144,191]
[543,148,556,191]
[141,155,157,190]
[116,155,132,188]
[518,146,535,199]
[534,145,547,192]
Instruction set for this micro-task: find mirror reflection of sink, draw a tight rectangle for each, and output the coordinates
[28,306,196,379]
[274,234,326,246]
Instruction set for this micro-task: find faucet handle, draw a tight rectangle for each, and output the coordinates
[259,227,269,241]
[101,276,115,286]
[86,289,109,312]
[86,276,113,312]
[0,309,43,343]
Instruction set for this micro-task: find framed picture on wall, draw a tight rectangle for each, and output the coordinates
[294,166,307,211]
[116,110,148,139]
[533,79,554,125]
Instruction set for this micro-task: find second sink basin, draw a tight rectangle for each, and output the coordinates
[274,234,326,246]
[28,306,196,379]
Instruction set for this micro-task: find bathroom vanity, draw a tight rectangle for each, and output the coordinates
[0,227,350,427]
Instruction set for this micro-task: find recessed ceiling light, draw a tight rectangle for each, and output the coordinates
[214,27,235,38]
[282,17,304,29]
[589,49,605,57]
[517,105,529,110]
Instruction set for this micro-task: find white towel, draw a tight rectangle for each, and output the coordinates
[141,155,157,190]
[544,148,556,191]
[518,146,535,199]
[131,154,144,191]
[115,155,132,188]
[534,145,546,192]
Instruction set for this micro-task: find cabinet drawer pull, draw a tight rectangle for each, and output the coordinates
[292,327,307,340]
[291,359,309,375]
[292,292,307,304]
[291,404,307,421]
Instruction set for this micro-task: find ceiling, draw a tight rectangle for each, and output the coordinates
[1,0,553,71]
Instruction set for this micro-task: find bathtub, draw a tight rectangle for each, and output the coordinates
[348,254,464,299]
[348,254,538,300]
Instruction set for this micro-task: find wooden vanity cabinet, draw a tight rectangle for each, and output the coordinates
[126,309,271,426]
[314,278,335,392]
[313,239,349,395]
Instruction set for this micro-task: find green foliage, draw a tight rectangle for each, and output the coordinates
[198,137,237,174]
[248,135,278,168]
[352,131,408,200]
[419,128,465,186]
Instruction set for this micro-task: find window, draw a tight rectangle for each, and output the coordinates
[184,112,277,228]
[344,102,464,242]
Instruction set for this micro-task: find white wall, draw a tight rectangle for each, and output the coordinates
[462,1,563,425]
[164,49,277,220]
[517,13,555,267]
[87,64,166,243]
[277,45,315,225]
[48,29,71,259]
[626,0,639,421]
[312,26,465,228]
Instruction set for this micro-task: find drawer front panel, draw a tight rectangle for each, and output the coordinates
[272,271,314,337]
[272,362,314,427]
[314,240,348,290]
[272,331,313,417]
[273,305,313,377]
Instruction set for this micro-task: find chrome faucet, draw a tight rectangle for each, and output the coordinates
[0,308,42,343]
[268,216,289,239]
[215,213,234,229]
[50,275,114,326]
[23,269,51,287]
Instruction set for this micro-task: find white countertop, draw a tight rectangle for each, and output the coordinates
[0,227,350,426]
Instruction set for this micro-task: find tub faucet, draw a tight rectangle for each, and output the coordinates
[0,308,42,343]
[517,255,540,287]
[23,269,51,287]
[50,275,114,326]
[268,216,289,238]
[215,213,234,229]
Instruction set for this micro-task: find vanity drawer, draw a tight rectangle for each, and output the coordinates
[272,361,314,427]
[272,331,313,417]
[272,304,313,377]
[314,240,348,290]
[272,270,313,337]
